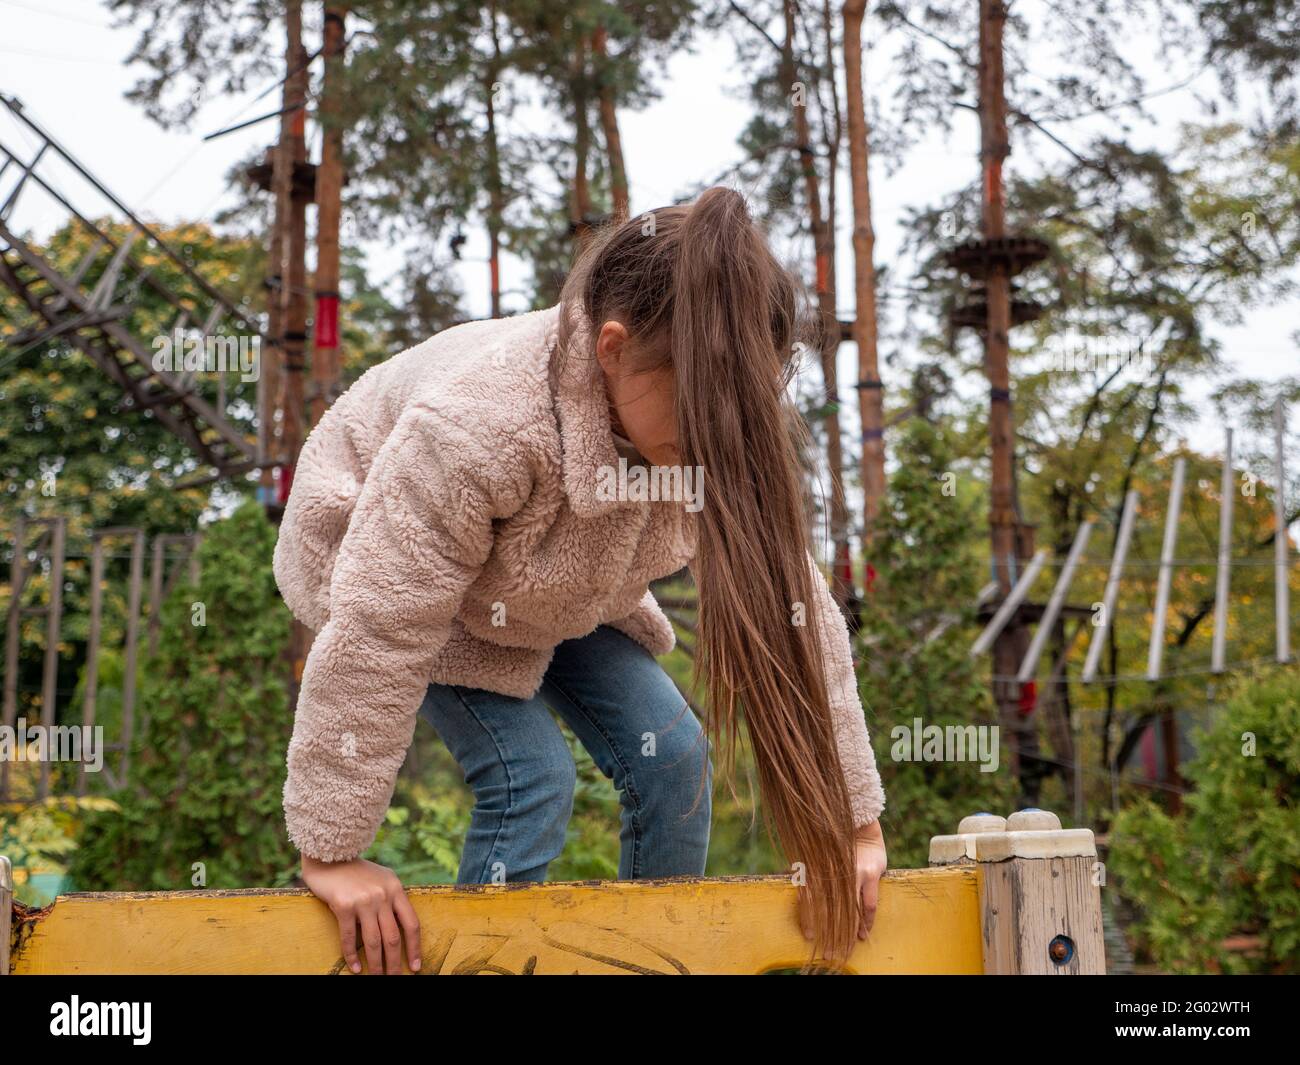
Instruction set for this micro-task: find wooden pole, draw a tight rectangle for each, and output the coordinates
[277,0,309,499]
[1147,456,1186,681]
[1275,398,1291,663]
[843,0,885,537]
[976,0,1029,778]
[120,530,144,782]
[310,6,347,428]
[1,515,26,798]
[971,548,1048,657]
[79,536,106,796]
[1211,428,1234,673]
[1082,489,1138,683]
[274,1,312,695]
[1017,521,1092,684]
[37,517,65,799]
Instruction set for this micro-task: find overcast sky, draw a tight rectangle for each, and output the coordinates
[1,0,1295,479]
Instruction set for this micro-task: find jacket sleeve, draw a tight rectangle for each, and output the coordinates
[804,553,887,829]
[282,404,531,861]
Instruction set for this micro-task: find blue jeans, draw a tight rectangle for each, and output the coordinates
[417,625,713,883]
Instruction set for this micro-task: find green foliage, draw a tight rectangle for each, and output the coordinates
[68,503,297,891]
[0,796,120,904]
[857,420,1017,868]
[1109,666,1300,973]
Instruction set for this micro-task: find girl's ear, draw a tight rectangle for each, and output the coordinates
[594,319,630,376]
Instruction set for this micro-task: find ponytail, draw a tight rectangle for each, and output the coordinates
[560,187,861,963]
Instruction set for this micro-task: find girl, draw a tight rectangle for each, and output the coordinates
[274,187,887,973]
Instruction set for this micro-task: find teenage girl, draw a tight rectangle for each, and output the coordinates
[274,186,888,973]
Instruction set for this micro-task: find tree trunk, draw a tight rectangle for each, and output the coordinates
[570,35,594,253]
[842,0,885,537]
[593,26,629,220]
[782,0,853,611]
[485,4,504,316]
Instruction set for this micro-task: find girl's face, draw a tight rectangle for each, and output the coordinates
[594,320,681,466]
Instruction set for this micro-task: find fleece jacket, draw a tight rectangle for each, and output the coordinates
[273,301,887,861]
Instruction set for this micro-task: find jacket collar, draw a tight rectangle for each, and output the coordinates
[547,300,635,517]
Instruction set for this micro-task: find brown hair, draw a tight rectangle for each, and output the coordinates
[559,187,861,963]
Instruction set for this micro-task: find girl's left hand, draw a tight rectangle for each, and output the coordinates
[798,819,888,947]
[852,819,887,939]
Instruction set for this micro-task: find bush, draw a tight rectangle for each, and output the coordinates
[857,420,1016,868]
[1109,666,1300,973]
[69,502,297,890]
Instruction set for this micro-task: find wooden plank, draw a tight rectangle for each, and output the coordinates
[1147,456,1186,680]
[1,514,27,796]
[1276,399,1291,664]
[1212,429,1234,673]
[970,548,1049,657]
[8,869,982,976]
[1017,521,1092,683]
[1082,490,1138,683]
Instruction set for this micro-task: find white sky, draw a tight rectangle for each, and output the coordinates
[0,0,1295,477]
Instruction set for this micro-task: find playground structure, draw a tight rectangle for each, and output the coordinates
[2,808,1104,976]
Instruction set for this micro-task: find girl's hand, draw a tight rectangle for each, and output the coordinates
[798,820,888,948]
[852,819,887,939]
[301,855,422,975]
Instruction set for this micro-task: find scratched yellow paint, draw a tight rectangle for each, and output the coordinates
[9,868,982,975]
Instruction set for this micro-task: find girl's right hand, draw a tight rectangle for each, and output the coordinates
[300,855,423,974]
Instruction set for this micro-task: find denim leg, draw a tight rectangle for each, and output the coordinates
[417,683,575,884]
[541,626,713,879]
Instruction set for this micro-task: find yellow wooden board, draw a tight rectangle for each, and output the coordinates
[10,868,982,975]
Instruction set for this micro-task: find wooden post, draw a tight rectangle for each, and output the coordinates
[1,515,26,798]
[37,517,65,799]
[1082,489,1138,682]
[276,0,310,498]
[120,530,145,781]
[310,6,346,428]
[1212,428,1234,673]
[148,534,165,659]
[0,854,11,978]
[929,808,1105,974]
[1017,521,1092,683]
[79,535,106,796]
[1275,398,1290,663]
[970,548,1048,657]
[977,0,1030,779]
[1147,456,1186,680]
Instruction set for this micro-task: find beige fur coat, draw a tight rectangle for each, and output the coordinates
[274,303,886,861]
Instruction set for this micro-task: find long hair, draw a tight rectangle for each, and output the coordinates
[558,187,860,963]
